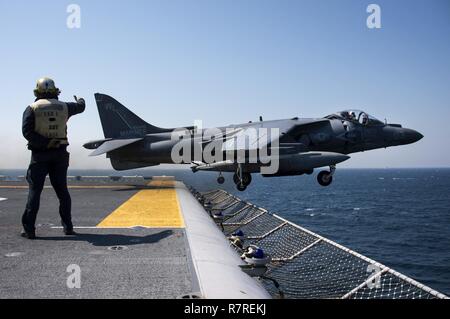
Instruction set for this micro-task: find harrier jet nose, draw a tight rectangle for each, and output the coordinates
[383,126,424,146]
[403,128,424,144]
[393,128,424,145]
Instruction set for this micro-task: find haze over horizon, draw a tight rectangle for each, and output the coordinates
[1,0,449,170]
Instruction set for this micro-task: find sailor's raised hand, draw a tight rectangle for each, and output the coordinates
[74,95,85,105]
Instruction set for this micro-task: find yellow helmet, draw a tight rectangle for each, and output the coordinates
[34,77,61,97]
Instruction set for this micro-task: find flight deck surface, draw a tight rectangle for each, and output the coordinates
[0,177,193,298]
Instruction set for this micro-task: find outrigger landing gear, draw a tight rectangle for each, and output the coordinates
[217,173,225,185]
[233,164,252,191]
[317,165,336,187]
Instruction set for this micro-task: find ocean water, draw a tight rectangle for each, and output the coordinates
[2,167,450,295]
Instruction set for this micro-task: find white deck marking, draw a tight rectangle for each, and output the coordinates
[0,198,7,202]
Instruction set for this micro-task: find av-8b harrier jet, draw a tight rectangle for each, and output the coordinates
[84,94,423,191]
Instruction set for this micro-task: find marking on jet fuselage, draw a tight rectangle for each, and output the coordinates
[96,180,185,228]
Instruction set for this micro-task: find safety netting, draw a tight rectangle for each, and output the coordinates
[191,188,448,299]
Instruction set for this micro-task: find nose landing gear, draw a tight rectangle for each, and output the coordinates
[317,165,336,187]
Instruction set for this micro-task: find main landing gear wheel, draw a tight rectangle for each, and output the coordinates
[317,171,333,187]
[238,173,252,186]
[217,175,225,184]
[233,166,252,191]
[233,172,252,189]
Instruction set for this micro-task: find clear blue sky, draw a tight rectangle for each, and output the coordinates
[0,0,449,169]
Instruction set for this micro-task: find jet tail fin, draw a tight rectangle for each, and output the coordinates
[94,93,171,138]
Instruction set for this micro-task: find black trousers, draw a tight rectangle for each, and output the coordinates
[22,150,73,233]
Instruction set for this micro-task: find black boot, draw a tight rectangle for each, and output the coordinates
[64,229,77,236]
[21,230,36,239]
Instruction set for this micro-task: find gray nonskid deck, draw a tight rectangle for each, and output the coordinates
[0,178,194,299]
[1,227,191,298]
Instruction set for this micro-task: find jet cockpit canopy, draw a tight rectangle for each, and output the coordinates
[326,110,384,126]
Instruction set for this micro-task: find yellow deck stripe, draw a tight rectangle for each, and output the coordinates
[96,180,184,228]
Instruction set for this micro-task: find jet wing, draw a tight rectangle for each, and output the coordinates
[89,138,143,156]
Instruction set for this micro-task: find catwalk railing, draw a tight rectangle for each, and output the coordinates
[191,188,448,299]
